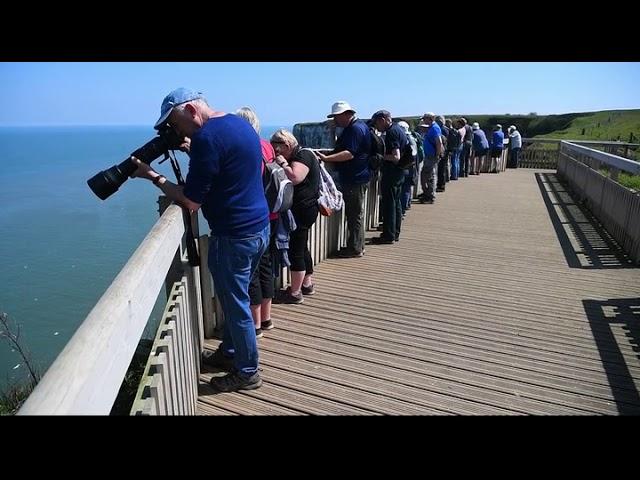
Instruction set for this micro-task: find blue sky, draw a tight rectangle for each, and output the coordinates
[1,62,639,127]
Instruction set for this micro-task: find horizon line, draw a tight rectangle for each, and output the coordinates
[1,107,639,128]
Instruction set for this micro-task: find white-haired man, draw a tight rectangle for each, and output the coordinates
[131,88,270,393]
[507,125,522,168]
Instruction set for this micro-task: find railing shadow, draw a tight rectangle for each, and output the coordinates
[536,172,634,269]
[583,298,640,415]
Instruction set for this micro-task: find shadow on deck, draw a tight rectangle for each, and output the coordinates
[536,172,633,269]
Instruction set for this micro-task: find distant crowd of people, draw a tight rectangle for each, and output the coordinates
[130,88,523,393]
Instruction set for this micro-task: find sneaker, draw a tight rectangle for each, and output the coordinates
[261,319,274,330]
[201,347,234,370]
[280,289,304,304]
[255,328,263,339]
[301,284,316,296]
[209,371,263,392]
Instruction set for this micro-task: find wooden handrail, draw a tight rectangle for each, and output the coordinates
[18,205,186,415]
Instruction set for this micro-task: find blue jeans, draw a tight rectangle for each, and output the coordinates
[208,223,269,377]
[450,147,462,180]
[401,166,415,214]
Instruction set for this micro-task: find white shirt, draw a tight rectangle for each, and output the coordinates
[509,130,522,149]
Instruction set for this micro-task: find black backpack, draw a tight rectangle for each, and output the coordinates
[368,127,386,172]
[447,128,462,151]
[262,157,294,213]
[397,141,415,169]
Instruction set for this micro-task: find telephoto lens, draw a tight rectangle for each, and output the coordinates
[87,125,182,200]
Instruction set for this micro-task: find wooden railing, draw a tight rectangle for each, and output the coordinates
[18,203,204,415]
[557,141,640,264]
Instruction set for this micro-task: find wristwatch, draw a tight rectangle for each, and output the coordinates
[153,175,166,186]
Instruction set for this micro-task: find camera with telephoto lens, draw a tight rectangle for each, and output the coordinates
[87,123,184,200]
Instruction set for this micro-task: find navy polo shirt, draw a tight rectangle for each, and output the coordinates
[334,118,371,185]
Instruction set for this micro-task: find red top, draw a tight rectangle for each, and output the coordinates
[260,139,278,221]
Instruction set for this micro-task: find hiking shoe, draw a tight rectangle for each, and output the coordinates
[370,236,395,245]
[301,284,316,296]
[255,328,263,339]
[336,248,364,258]
[280,290,304,304]
[261,319,274,330]
[209,371,263,392]
[201,347,234,370]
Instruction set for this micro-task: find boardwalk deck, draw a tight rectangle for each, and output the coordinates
[197,169,640,415]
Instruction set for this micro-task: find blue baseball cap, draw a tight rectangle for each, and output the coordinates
[154,87,204,129]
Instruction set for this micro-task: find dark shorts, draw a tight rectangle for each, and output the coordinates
[474,148,488,158]
[491,147,503,158]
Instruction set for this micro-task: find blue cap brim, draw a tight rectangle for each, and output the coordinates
[154,109,173,130]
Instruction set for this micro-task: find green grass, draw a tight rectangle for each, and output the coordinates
[400,109,640,148]
[618,172,640,191]
[597,167,640,191]
[533,110,640,143]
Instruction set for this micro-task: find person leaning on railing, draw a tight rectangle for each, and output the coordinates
[507,125,522,168]
[270,129,321,304]
[471,122,489,175]
[316,101,371,258]
[130,88,270,393]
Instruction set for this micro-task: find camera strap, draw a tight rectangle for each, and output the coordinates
[167,150,200,267]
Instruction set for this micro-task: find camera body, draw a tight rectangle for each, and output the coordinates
[87,124,184,200]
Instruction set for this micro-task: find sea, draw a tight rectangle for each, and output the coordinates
[0,124,287,390]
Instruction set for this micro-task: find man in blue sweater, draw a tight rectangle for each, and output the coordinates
[131,88,270,392]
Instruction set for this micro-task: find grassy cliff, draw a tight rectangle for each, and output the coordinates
[402,109,640,143]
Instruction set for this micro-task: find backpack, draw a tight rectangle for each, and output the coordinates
[447,128,462,151]
[411,131,425,163]
[316,158,344,217]
[368,127,386,172]
[262,157,294,213]
[397,142,415,169]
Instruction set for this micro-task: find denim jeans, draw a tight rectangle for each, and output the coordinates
[509,147,521,168]
[401,166,415,214]
[450,147,462,180]
[208,223,269,377]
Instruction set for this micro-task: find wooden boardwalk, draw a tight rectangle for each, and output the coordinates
[198,169,640,415]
